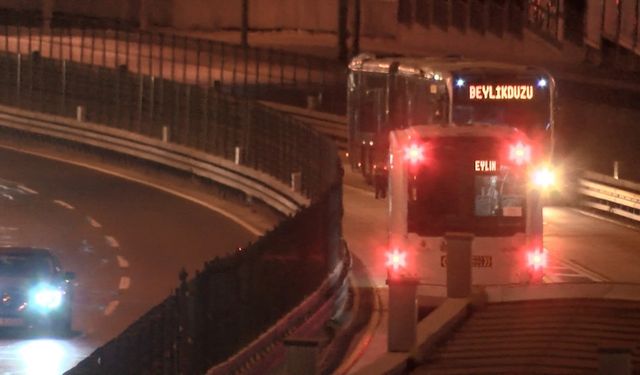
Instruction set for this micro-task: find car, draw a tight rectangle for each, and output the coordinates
[0,247,74,335]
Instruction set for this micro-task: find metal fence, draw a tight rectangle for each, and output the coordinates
[69,182,343,374]
[0,51,340,196]
[0,43,343,373]
[0,12,347,111]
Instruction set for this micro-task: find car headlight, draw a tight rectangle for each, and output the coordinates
[30,285,64,311]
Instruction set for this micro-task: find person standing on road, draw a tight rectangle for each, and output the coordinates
[374,165,388,199]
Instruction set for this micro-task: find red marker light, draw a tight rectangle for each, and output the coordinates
[509,142,531,165]
[527,248,547,270]
[404,144,425,164]
[386,249,407,271]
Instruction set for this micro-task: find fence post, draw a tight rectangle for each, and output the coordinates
[137,74,144,128]
[149,76,155,123]
[291,172,302,193]
[234,146,241,165]
[76,105,85,122]
[61,59,67,113]
[162,126,170,142]
[42,0,53,31]
[16,53,21,99]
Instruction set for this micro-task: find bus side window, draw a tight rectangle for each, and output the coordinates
[357,73,387,133]
[389,75,408,130]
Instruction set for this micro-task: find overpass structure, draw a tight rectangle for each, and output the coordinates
[0,7,636,375]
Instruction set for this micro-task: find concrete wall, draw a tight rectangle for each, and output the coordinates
[168,0,338,31]
[360,0,397,37]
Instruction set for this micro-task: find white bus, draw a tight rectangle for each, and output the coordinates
[348,54,556,187]
[387,124,546,286]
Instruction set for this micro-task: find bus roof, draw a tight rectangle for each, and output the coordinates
[393,124,529,142]
[349,53,550,79]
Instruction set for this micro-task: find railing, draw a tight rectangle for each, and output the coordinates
[0,11,346,112]
[0,35,345,373]
[578,171,640,223]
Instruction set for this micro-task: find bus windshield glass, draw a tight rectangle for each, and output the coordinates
[451,76,551,137]
[407,136,527,236]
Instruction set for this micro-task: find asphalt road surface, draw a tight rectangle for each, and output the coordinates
[0,146,256,374]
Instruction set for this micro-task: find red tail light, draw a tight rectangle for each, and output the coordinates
[509,142,531,165]
[386,249,407,272]
[404,143,425,165]
[527,248,547,270]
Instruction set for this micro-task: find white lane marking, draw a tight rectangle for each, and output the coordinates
[87,216,103,228]
[0,145,262,236]
[53,199,75,210]
[18,185,38,194]
[105,236,119,248]
[104,300,120,316]
[119,277,131,290]
[116,255,129,268]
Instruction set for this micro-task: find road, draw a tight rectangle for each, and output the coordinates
[0,145,258,374]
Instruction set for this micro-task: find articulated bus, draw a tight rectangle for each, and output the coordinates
[388,124,546,285]
[347,54,556,187]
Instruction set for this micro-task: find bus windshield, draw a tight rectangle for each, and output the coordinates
[407,137,527,236]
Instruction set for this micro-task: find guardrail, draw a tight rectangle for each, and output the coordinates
[0,103,308,216]
[578,170,640,223]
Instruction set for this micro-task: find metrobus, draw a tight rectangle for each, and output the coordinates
[387,124,546,285]
[347,54,556,186]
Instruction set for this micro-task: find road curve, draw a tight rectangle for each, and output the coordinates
[0,145,258,373]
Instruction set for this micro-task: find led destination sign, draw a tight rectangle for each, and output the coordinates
[469,85,534,100]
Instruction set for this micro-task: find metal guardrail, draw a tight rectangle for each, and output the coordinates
[578,170,640,222]
[0,103,309,215]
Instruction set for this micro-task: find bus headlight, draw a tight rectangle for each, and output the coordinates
[531,166,556,189]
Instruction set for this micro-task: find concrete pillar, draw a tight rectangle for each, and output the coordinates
[598,345,632,375]
[445,232,473,298]
[42,0,54,31]
[284,337,320,375]
[387,276,419,352]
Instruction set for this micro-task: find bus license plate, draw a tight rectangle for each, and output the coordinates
[440,255,493,268]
